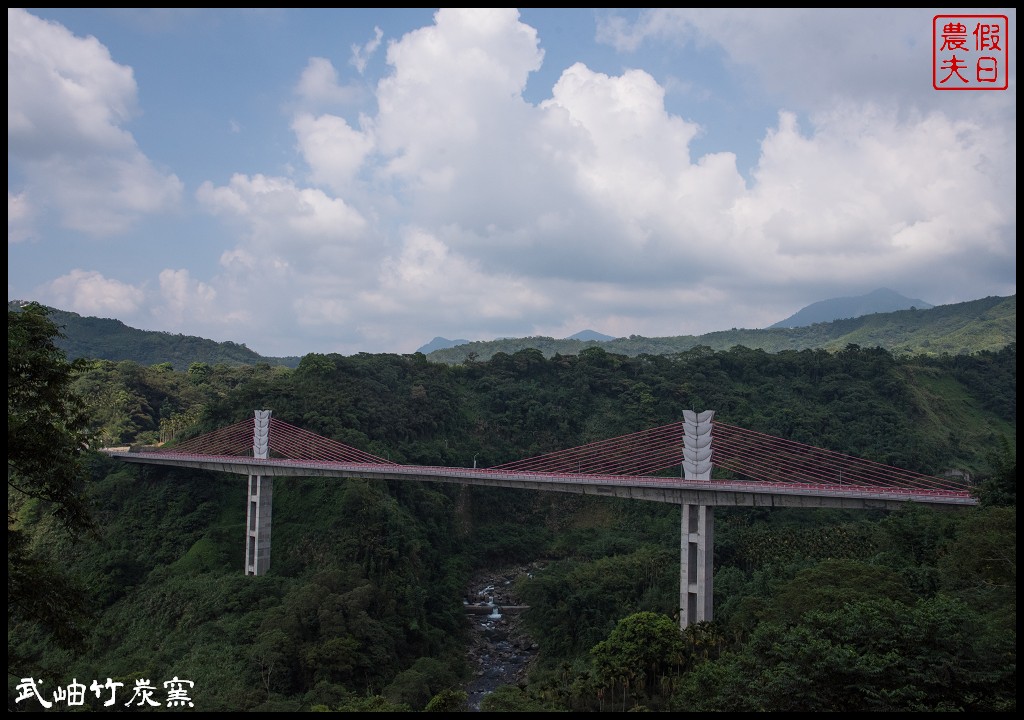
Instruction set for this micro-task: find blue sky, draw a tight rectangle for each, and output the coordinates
[8,8,1017,356]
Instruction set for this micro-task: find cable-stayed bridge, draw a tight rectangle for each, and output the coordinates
[108,410,976,628]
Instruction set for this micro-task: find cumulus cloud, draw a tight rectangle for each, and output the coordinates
[596,8,1016,116]
[236,8,1015,350]
[347,227,550,349]
[7,8,183,237]
[292,112,375,193]
[41,269,145,316]
[153,269,220,327]
[727,105,1015,296]
[197,173,367,257]
[368,227,546,317]
[191,173,381,352]
[591,8,1012,313]
[374,8,544,183]
[538,63,744,265]
[9,8,1014,355]
[295,57,361,108]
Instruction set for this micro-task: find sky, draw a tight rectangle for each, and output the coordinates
[8,8,1017,357]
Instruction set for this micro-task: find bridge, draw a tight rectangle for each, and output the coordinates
[108,410,976,628]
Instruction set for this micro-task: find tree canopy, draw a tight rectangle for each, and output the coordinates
[8,302,95,532]
[8,301,97,661]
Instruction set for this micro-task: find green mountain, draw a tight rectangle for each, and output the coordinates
[6,301,301,371]
[426,295,1015,364]
[416,336,472,353]
[770,288,934,328]
[9,294,1015,371]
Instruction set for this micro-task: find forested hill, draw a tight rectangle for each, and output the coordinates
[426,295,1015,364]
[6,301,302,371]
[7,294,1014,371]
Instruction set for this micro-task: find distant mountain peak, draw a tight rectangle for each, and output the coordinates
[416,336,470,354]
[771,289,934,329]
[566,329,615,342]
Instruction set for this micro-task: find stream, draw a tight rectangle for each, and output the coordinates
[461,565,541,711]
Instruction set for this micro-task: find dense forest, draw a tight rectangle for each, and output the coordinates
[8,303,1016,711]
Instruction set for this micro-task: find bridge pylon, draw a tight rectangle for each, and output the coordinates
[680,410,714,629]
[245,410,273,576]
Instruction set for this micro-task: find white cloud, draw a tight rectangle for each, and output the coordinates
[597,8,1016,116]
[347,227,551,351]
[7,9,138,152]
[41,269,145,316]
[274,8,1015,347]
[728,105,1015,289]
[7,8,183,237]
[295,57,361,107]
[191,172,382,353]
[350,26,383,75]
[366,227,546,317]
[292,113,375,193]
[197,173,367,256]
[540,63,744,258]
[13,9,1011,356]
[153,269,221,327]
[374,8,544,182]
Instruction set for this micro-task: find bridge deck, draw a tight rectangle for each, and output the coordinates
[109,451,977,511]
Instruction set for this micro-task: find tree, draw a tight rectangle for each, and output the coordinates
[8,302,97,658]
[673,595,1015,712]
[9,302,96,531]
[976,435,1016,507]
[479,685,551,712]
[591,611,687,710]
[764,559,915,626]
[423,688,468,712]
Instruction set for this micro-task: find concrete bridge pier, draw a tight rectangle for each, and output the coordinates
[679,410,714,629]
[245,410,273,576]
[680,503,714,627]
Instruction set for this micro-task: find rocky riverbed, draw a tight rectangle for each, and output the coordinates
[462,565,542,711]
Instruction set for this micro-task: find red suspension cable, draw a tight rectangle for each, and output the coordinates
[150,414,971,493]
